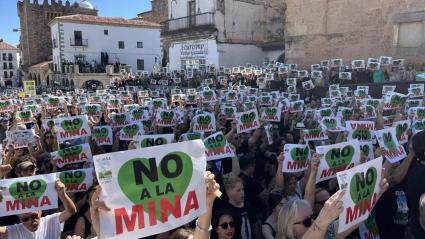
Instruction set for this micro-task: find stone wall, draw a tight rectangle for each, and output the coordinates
[17,0,97,71]
[137,0,168,24]
[285,0,425,68]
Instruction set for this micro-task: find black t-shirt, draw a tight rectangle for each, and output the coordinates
[239,172,264,212]
[405,159,425,238]
[223,202,257,239]
[374,183,408,239]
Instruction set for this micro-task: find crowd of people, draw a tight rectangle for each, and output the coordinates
[0,58,424,239]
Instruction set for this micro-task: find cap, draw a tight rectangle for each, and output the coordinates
[16,161,36,170]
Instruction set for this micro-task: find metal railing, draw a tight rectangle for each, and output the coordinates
[163,12,215,32]
[70,38,88,47]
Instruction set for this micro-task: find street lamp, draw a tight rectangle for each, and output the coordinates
[12,28,21,32]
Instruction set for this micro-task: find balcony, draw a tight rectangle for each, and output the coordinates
[70,38,88,47]
[163,12,216,35]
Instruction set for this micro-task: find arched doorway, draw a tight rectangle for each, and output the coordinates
[83,80,104,91]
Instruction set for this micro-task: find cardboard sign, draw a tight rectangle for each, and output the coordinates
[203,132,235,161]
[180,132,204,141]
[337,107,353,120]
[360,141,374,161]
[57,168,94,192]
[192,113,216,133]
[315,140,361,183]
[93,126,113,146]
[120,123,145,141]
[15,110,33,124]
[136,134,174,148]
[384,92,407,110]
[337,157,383,233]
[51,143,93,168]
[155,109,179,127]
[55,115,91,141]
[222,106,237,120]
[393,120,410,144]
[346,121,375,142]
[289,100,304,113]
[0,173,58,216]
[236,109,260,134]
[374,127,407,163]
[303,128,328,142]
[107,99,121,110]
[46,97,62,109]
[93,140,207,239]
[82,104,102,117]
[260,106,282,122]
[283,144,310,173]
[6,129,36,148]
[110,113,132,128]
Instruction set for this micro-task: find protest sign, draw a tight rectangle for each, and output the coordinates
[0,100,14,113]
[58,168,94,192]
[315,140,361,183]
[155,109,179,127]
[15,110,33,124]
[93,140,207,239]
[393,120,410,144]
[110,113,132,128]
[203,132,235,161]
[107,99,121,110]
[303,128,328,142]
[46,97,62,110]
[359,215,380,239]
[82,104,102,117]
[222,106,237,120]
[0,173,58,216]
[283,144,310,173]
[130,108,150,122]
[236,109,260,134]
[321,117,344,131]
[180,132,204,141]
[337,107,353,121]
[192,113,216,133]
[93,126,113,146]
[55,115,91,141]
[51,143,93,168]
[384,92,407,110]
[136,134,174,148]
[289,100,304,113]
[120,123,145,141]
[6,129,36,148]
[260,106,282,122]
[336,157,382,233]
[374,127,407,163]
[346,121,375,142]
[360,141,374,161]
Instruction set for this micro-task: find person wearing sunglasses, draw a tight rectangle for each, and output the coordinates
[0,179,77,239]
[211,210,236,239]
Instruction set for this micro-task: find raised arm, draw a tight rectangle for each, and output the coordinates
[56,179,77,223]
[304,154,319,206]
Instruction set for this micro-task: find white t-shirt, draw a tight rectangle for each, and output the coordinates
[7,213,62,239]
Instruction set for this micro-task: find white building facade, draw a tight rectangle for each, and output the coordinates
[49,14,162,74]
[0,40,20,88]
[164,0,285,71]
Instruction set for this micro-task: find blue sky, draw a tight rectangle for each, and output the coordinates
[0,0,152,47]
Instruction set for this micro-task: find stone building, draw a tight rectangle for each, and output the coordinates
[137,0,168,24]
[163,0,285,70]
[285,0,425,68]
[17,0,97,72]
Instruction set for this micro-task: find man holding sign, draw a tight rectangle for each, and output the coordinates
[0,178,76,239]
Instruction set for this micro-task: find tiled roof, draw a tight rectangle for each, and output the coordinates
[0,41,18,50]
[52,14,161,28]
[30,60,52,69]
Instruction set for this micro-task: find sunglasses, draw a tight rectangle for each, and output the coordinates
[220,222,235,229]
[294,216,313,228]
[21,214,39,222]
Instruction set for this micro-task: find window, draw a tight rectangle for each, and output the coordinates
[188,1,196,26]
[52,38,57,48]
[2,53,6,61]
[9,63,12,69]
[8,53,12,61]
[10,71,13,77]
[104,29,108,35]
[73,30,82,46]
[137,42,143,48]
[118,41,125,49]
[3,71,7,78]
[155,57,158,63]
[3,63,7,69]
[137,59,145,70]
